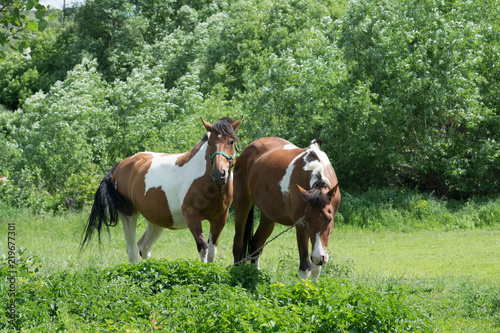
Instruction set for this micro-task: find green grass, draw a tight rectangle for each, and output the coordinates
[1,192,500,331]
[332,228,500,282]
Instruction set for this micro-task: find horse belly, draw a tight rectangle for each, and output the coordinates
[170,212,189,229]
[251,180,293,224]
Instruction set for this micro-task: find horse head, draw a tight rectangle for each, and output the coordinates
[201,117,242,186]
[297,181,339,267]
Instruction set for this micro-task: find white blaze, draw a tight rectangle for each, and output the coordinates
[311,232,326,265]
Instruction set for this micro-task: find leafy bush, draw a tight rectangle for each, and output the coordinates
[0,258,431,331]
[339,189,500,230]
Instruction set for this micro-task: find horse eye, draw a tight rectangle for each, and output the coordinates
[228,140,235,146]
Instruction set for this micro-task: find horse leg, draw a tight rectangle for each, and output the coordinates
[184,209,209,263]
[249,214,275,269]
[232,197,254,263]
[207,211,229,263]
[137,221,165,260]
[296,225,311,279]
[120,212,138,264]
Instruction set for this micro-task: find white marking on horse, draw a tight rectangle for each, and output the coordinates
[199,247,208,263]
[279,151,306,196]
[283,143,298,150]
[311,232,327,265]
[144,143,208,229]
[254,256,261,270]
[304,142,332,188]
[120,212,139,264]
[311,263,322,279]
[207,232,217,263]
[299,269,311,279]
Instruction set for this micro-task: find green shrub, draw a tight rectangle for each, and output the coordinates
[0,258,431,331]
[339,189,500,230]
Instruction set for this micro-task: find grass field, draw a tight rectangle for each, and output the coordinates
[1,196,500,331]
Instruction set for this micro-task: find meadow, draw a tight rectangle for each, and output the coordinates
[1,191,500,332]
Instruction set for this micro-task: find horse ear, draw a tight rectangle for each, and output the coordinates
[296,184,310,201]
[327,183,339,200]
[201,117,213,132]
[311,139,324,148]
[232,116,243,132]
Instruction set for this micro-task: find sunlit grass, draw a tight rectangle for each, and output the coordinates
[2,202,500,332]
[3,206,500,282]
[331,227,500,283]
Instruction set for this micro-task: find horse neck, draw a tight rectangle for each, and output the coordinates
[168,141,210,184]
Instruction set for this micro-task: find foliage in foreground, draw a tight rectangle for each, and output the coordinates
[1,257,432,332]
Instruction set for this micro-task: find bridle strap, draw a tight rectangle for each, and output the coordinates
[210,151,236,162]
[209,142,240,163]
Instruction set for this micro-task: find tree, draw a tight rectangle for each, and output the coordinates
[0,0,52,60]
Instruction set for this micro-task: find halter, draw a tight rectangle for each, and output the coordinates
[209,142,240,163]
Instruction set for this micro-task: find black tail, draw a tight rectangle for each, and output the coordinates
[242,205,255,260]
[80,164,131,248]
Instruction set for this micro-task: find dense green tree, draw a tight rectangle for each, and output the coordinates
[336,0,500,196]
[0,0,52,60]
[1,0,499,211]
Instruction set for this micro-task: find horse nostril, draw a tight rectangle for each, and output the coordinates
[310,255,325,266]
[221,169,226,177]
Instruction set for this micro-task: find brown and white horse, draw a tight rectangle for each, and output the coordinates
[81,117,242,263]
[232,137,340,279]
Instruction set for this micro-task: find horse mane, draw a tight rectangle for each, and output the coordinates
[212,117,238,141]
[200,117,238,143]
[201,132,210,142]
[306,180,331,208]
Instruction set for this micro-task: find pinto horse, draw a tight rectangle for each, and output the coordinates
[81,117,242,263]
[232,137,340,279]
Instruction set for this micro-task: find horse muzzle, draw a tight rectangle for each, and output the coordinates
[310,255,326,266]
[212,169,229,186]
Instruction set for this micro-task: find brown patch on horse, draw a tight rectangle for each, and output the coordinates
[183,173,232,221]
[140,187,176,228]
[176,140,206,167]
[304,150,320,164]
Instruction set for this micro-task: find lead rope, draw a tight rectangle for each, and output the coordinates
[226,218,305,269]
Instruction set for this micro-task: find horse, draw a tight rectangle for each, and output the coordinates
[81,117,242,264]
[232,137,340,279]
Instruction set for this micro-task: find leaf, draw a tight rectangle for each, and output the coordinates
[18,41,29,53]
[13,8,20,20]
[27,0,38,11]
[26,20,38,31]
[35,7,47,20]
[38,19,48,32]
